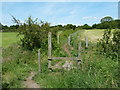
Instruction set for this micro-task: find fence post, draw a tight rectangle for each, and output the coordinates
[38,49,41,73]
[77,42,81,69]
[85,36,88,48]
[68,36,71,45]
[78,42,81,58]
[48,32,52,69]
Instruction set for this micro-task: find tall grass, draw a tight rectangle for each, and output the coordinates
[2,44,38,88]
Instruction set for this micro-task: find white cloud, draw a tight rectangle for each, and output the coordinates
[20,20,25,24]
[51,22,67,26]
[82,16,100,20]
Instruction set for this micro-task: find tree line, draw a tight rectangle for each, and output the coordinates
[0,16,120,32]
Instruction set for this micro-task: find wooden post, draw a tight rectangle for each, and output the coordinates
[77,42,81,69]
[78,42,81,58]
[85,36,88,48]
[68,36,71,46]
[48,32,52,69]
[38,49,41,73]
[57,31,62,44]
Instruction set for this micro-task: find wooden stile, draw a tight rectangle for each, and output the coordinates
[48,32,82,71]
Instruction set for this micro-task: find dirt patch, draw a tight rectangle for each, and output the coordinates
[22,72,40,88]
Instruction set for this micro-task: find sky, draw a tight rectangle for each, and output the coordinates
[1,2,119,26]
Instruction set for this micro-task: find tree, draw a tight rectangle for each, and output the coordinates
[92,24,97,28]
[82,24,92,29]
[0,23,2,30]
[64,24,76,30]
[100,16,113,23]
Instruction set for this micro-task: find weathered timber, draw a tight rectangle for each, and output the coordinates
[68,36,71,45]
[48,32,52,58]
[78,42,81,58]
[77,42,82,69]
[48,32,82,71]
[85,36,88,48]
[51,57,81,60]
[48,32,52,69]
[38,49,41,72]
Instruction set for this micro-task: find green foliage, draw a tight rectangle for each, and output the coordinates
[92,19,120,29]
[97,29,120,59]
[112,30,120,57]
[13,16,51,50]
[1,24,19,32]
[64,24,76,30]
[81,24,92,29]
[100,16,113,23]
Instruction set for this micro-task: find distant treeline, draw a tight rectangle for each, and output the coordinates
[0,24,19,32]
[0,16,120,32]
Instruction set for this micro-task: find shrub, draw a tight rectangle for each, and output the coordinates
[12,16,51,50]
[97,29,120,59]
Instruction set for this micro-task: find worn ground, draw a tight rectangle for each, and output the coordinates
[22,72,40,88]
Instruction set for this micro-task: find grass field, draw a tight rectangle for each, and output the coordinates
[0,32,23,48]
[83,29,104,42]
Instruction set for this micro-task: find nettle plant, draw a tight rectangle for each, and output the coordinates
[12,16,50,50]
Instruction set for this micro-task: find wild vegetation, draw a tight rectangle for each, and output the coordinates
[1,16,119,88]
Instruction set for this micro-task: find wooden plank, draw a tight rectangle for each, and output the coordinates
[51,57,81,60]
[38,49,41,72]
[77,42,82,69]
[48,32,52,58]
[48,59,52,69]
[85,36,88,48]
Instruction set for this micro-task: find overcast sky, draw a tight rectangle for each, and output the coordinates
[1,1,118,26]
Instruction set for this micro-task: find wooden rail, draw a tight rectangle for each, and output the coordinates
[50,57,81,60]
